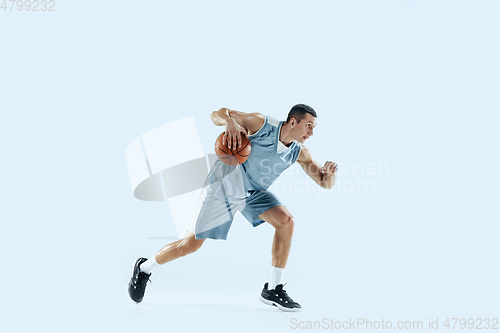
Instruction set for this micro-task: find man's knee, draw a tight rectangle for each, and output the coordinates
[180,237,204,256]
[276,213,295,232]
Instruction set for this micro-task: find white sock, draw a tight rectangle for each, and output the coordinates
[268,266,285,290]
[140,255,160,274]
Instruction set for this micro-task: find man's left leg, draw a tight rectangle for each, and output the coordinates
[257,205,302,312]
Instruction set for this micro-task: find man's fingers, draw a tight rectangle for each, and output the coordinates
[239,130,248,147]
[323,161,337,173]
[224,129,248,150]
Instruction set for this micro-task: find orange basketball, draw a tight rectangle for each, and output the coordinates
[214,132,251,165]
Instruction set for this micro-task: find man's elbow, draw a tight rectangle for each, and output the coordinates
[210,108,223,122]
[211,107,228,120]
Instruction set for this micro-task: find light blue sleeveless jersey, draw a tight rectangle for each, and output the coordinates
[241,116,302,192]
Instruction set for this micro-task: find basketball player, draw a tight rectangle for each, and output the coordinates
[128,104,337,311]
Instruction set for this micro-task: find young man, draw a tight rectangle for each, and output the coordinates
[128,104,337,311]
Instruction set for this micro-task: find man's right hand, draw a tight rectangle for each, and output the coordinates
[223,118,248,149]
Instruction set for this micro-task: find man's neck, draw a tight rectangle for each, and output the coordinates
[279,122,294,147]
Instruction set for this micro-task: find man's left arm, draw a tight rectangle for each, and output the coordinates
[297,145,338,189]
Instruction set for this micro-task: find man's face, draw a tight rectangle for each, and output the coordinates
[293,113,317,143]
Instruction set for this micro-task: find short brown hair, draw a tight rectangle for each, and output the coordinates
[286,104,317,123]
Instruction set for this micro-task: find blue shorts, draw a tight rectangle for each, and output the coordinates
[191,190,283,240]
[241,190,283,227]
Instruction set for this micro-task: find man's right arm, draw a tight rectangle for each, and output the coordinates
[210,108,265,149]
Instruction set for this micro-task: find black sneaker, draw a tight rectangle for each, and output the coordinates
[128,258,151,303]
[260,283,302,312]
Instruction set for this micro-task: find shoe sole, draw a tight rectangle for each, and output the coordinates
[259,295,302,312]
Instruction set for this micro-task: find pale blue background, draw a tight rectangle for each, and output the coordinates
[1,0,499,332]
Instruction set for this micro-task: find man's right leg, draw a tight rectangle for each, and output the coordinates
[128,232,205,303]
